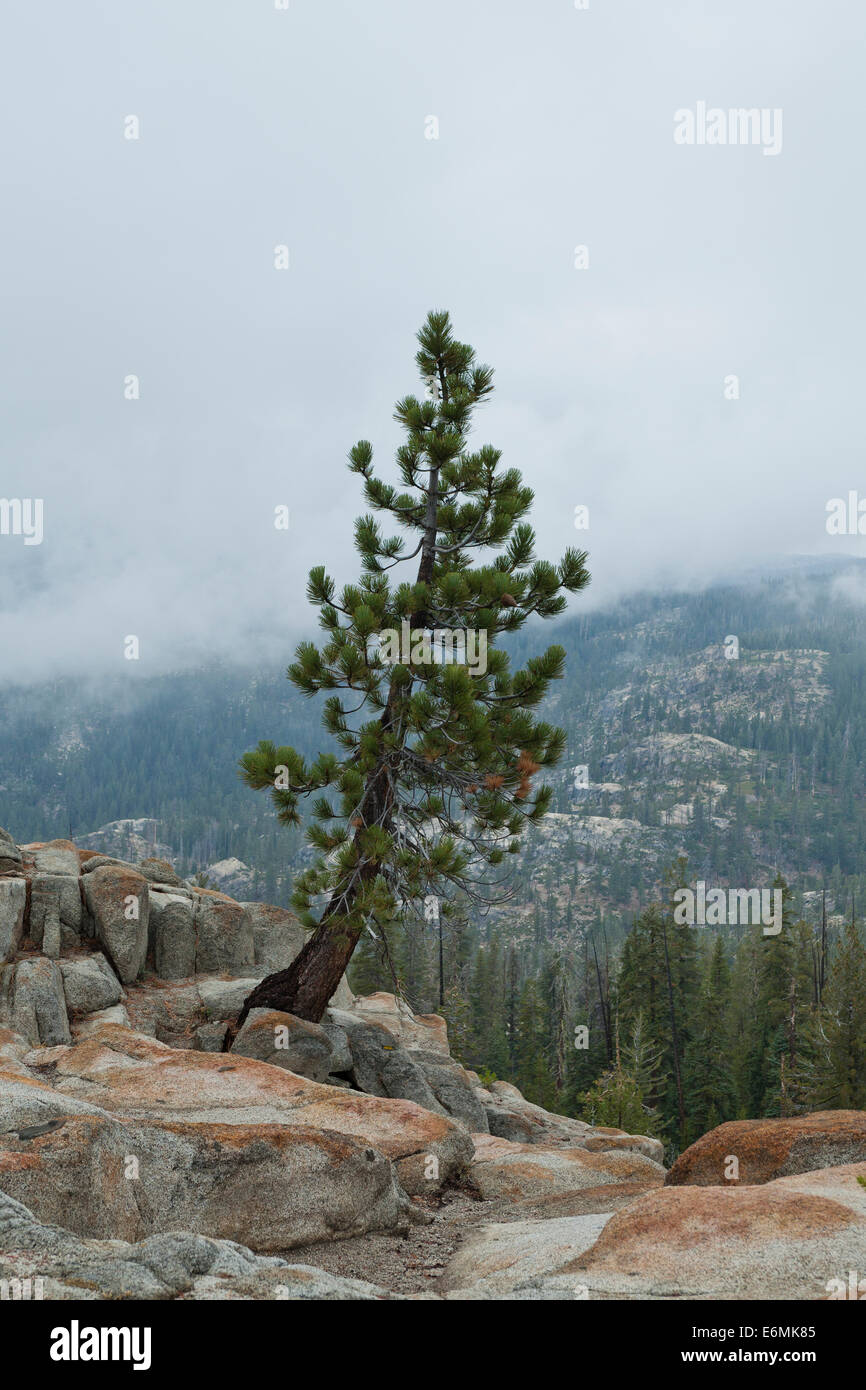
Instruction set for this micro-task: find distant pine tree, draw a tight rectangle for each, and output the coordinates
[514,977,555,1108]
[578,1022,662,1137]
[683,935,736,1139]
[468,938,510,1076]
[810,908,866,1108]
[441,981,473,1065]
[623,1010,664,1136]
[540,951,572,1098]
[732,878,818,1117]
[616,888,697,1140]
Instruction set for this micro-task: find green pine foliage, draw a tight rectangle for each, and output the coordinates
[578,1067,648,1134]
[683,935,736,1139]
[578,1016,662,1137]
[513,978,556,1108]
[615,899,694,1138]
[811,909,866,1108]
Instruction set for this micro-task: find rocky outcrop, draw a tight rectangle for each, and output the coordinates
[193,892,254,975]
[0,826,351,1001]
[123,978,211,1046]
[441,1161,866,1299]
[467,1134,665,1204]
[7,958,71,1047]
[572,1163,866,1299]
[665,1111,866,1187]
[119,976,307,1049]
[0,1076,415,1251]
[205,858,256,898]
[584,1129,666,1164]
[138,858,186,887]
[334,1014,446,1114]
[149,888,196,979]
[476,1078,594,1147]
[467,1079,667,1162]
[0,823,684,1301]
[411,1050,490,1133]
[348,992,449,1054]
[0,879,26,963]
[82,865,150,984]
[59,954,123,1015]
[0,828,23,874]
[74,819,175,867]
[0,1189,406,1300]
[18,1024,475,1197]
[440,1213,611,1297]
[73,1004,130,1036]
[242,901,306,974]
[29,874,82,952]
[30,846,80,877]
[198,976,261,1020]
[232,1009,334,1083]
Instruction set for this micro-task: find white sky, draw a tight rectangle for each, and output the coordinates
[2,0,865,682]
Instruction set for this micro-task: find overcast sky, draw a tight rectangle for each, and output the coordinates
[2,0,865,684]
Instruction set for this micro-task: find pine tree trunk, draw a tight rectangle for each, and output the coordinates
[230,910,365,1033]
[228,776,384,1035]
[228,719,396,1034]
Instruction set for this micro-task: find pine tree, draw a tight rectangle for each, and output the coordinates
[505,940,520,1072]
[621,1011,664,1136]
[683,935,736,1140]
[732,878,818,1117]
[811,909,866,1108]
[540,950,572,1098]
[775,918,821,1115]
[468,937,510,1076]
[564,933,609,1113]
[731,926,765,1117]
[514,978,555,1108]
[233,312,589,1026]
[579,1064,649,1135]
[616,895,698,1139]
[441,980,473,1065]
[578,1022,661,1137]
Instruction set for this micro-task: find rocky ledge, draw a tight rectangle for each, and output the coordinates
[2,825,866,1300]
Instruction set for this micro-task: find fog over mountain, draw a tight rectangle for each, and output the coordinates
[2,0,865,683]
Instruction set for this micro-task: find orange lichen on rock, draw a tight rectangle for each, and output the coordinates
[572,1185,861,1277]
[666,1111,866,1187]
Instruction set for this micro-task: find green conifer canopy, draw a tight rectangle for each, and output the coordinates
[240,310,589,949]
